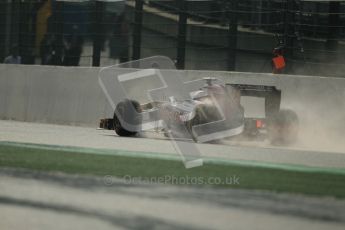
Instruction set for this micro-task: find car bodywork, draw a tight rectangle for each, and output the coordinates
[100,77,298,145]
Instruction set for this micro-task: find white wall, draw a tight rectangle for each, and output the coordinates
[0,64,113,126]
[1,63,345,139]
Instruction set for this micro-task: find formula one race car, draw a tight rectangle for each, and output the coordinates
[100,77,299,145]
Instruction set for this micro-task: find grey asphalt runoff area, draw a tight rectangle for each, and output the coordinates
[1,120,345,230]
[0,120,344,169]
[1,168,345,230]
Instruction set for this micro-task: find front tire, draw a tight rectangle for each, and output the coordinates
[113,100,141,137]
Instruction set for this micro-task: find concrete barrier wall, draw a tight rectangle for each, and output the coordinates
[1,63,345,143]
[0,64,113,127]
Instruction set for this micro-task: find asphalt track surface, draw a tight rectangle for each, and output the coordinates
[1,168,345,230]
[0,120,344,169]
[1,120,345,230]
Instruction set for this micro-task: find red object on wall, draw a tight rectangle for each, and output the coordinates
[272,55,286,70]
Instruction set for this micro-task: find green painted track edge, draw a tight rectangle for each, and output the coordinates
[1,141,345,175]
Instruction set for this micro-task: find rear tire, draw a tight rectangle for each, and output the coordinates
[267,109,299,145]
[113,100,141,137]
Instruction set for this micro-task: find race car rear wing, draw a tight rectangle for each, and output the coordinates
[226,84,281,118]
